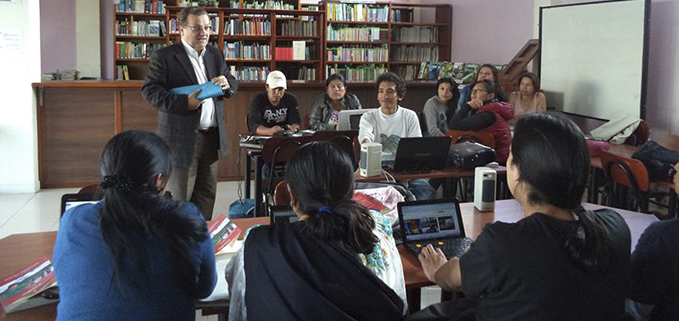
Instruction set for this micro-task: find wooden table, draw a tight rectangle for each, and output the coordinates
[0,201,658,319]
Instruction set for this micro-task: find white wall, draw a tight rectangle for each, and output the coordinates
[75,0,100,78]
[0,0,41,193]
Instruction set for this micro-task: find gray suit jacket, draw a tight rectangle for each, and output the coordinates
[141,43,238,169]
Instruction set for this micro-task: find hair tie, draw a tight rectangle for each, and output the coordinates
[100,174,132,191]
[318,206,333,215]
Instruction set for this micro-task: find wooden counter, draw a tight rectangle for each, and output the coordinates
[33,80,437,188]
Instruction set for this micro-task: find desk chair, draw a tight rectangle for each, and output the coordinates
[260,137,310,216]
[624,120,650,146]
[417,112,428,137]
[312,130,359,169]
[303,114,310,129]
[273,181,290,206]
[600,151,650,213]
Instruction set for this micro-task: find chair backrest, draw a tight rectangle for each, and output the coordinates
[417,112,428,136]
[624,120,651,146]
[273,180,291,206]
[79,184,103,195]
[312,130,360,168]
[262,137,311,193]
[446,130,496,149]
[303,114,310,129]
[600,151,649,192]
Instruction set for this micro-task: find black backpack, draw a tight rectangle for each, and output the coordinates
[631,141,678,182]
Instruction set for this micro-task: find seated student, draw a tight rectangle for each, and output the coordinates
[423,77,461,137]
[358,72,421,144]
[309,73,362,131]
[410,113,631,321]
[508,72,547,125]
[53,131,217,321]
[626,161,679,321]
[449,80,513,164]
[457,64,507,111]
[358,72,436,200]
[248,70,301,135]
[225,141,407,321]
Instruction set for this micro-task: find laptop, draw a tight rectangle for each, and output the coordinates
[397,198,473,258]
[383,136,451,172]
[60,194,101,217]
[337,109,370,131]
[269,205,299,225]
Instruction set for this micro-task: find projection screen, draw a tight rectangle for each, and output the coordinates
[539,0,650,120]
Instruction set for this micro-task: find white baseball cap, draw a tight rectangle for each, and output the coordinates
[266,70,287,89]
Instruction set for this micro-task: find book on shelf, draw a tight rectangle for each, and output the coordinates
[292,41,306,60]
[461,63,480,83]
[417,61,428,79]
[326,63,388,83]
[427,62,441,80]
[438,62,454,79]
[116,0,165,14]
[451,62,465,82]
[0,259,57,314]
[208,214,241,254]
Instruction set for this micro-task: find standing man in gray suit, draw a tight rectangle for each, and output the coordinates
[141,6,238,220]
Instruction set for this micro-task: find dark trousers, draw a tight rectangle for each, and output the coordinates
[166,128,220,220]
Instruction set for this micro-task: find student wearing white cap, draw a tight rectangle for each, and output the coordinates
[248,71,301,135]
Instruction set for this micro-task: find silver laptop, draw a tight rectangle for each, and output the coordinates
[337,109,370,131]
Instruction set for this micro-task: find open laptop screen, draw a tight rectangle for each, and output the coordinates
[60,194,100,217]
[399,200,464,242]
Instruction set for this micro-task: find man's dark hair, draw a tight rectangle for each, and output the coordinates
[179,6,208,26]
[376,72,406,98]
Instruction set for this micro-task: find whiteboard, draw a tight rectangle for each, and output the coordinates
[539,0,649,120]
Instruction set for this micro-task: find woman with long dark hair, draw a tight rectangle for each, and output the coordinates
[422,77,461,136]
[457,63,507,110]
[411,113,631,321]
[226,141,406,321]
[53,131,217,321]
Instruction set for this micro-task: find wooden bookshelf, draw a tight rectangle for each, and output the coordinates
[322,1,452,82]
[112,1,451,83]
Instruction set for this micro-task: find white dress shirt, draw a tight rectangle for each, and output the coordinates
[181,39,216,130]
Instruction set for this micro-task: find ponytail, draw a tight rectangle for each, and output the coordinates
[563,207,613,272]
[302,199,377,255]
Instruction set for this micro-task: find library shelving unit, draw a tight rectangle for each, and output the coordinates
[321,1,451,83]
[114,0,325,82]
[114,1,172,80]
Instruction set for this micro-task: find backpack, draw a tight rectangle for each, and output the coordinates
[631,141,678,182]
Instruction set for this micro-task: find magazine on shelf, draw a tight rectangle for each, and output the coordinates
[208,214,241,254]
[0,259,57,314]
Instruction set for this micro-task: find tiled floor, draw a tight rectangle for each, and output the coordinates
[0,181,442,319]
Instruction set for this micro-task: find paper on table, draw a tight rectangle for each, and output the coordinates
[170,82,224,100]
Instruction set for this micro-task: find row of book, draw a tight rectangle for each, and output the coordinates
[327,26,383,42]
[392,26,439,43]
[116,0,165,14]
[327,45,389,63]
[391,45,439,62]
[417,62,506,82]
[169,16,219,35]
[392,65,419,81]
[116,20,167,37]
[115,42,165,59]
[326,64,389,83]
[243,0,295,10]
[115,65,131,80]
[275,43,316,60]
[279,20,318,37]
[391,8,413,23]
[281,66,317,82]
[327,3,389,23]
[224,42,271,60]
[233,66,270,82]
[224,18,271,36]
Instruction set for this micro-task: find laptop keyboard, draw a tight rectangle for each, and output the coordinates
[408,237,473,259]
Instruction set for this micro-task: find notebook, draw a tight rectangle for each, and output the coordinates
[397,198,472,259]
[383,136,451,172]
[170,82,223,100]
[60,194,101,217]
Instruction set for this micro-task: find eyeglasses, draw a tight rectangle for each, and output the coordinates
[183,25,212,33]
[471,89,488,94]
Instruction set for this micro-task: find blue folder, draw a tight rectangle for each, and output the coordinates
[170,82,223,100]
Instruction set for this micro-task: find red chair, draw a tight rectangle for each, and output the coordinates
[445,130,495,149]
[600,151,650,213]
